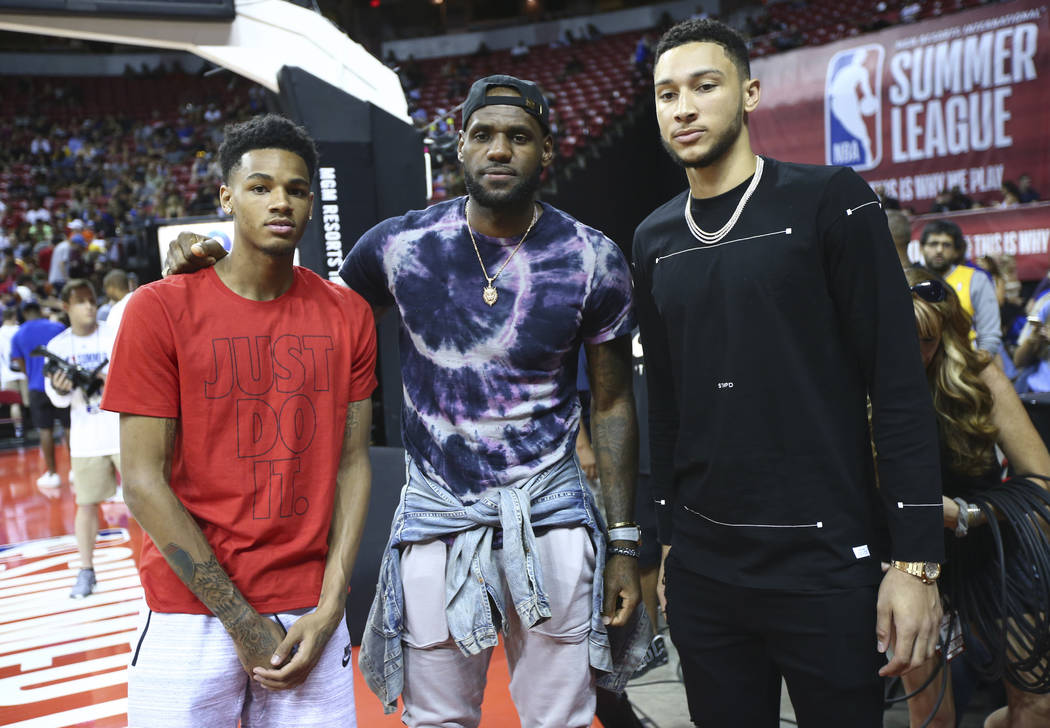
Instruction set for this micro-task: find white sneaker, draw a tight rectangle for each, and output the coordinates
[36,471,60,488]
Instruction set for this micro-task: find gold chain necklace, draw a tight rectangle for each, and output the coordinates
[465,199,540,306]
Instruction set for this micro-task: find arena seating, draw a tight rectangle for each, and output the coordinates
[408,30,648,164]
[0,74,253,231]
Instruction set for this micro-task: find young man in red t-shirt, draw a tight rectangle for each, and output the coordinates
[102,114,376,728]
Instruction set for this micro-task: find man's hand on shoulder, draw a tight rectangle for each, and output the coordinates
[876,566,942,677]
[163,233,227,277]
[251,607,343,690]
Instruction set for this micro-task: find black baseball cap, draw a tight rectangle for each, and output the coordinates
[461,75,551,134]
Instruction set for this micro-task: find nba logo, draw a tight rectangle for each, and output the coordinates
[825,44,884,171]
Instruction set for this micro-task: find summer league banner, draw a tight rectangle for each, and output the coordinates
[749,0,1050,212]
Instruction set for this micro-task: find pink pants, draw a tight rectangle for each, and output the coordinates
[400,526,597,728]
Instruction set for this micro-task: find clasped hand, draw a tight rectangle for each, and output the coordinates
[244,609,342,691]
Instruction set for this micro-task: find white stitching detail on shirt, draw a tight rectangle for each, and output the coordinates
[683,504,823,529]
[655,228,792,263]
[846,200,881,216]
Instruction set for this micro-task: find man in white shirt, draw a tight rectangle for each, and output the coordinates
[49,234,78,290]
[44,278,120,599]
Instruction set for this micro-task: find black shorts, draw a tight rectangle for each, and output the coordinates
[29,389,70,431]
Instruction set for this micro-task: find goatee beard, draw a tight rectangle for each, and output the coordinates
[463,165,542,210]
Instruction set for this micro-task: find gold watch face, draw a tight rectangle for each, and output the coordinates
[924,562,941,580]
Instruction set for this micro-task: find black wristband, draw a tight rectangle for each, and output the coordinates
[607,545,640,558]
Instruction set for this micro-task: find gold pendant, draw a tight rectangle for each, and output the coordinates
[483,285,498,306]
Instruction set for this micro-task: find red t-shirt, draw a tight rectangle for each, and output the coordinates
[102,266,377,614]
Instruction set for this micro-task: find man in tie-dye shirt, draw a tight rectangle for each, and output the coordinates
[344,76,641,727]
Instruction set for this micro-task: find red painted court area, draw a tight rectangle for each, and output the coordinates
[0,443,582,727]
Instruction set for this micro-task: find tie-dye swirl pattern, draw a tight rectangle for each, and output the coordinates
[341,198,635,502]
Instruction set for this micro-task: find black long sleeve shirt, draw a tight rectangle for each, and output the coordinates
[632,158,944,590]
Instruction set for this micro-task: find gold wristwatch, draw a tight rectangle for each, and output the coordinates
[890,560,941,584]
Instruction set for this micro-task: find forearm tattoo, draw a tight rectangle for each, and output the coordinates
[161,544,256,630]
[162,418,177,482]
[593,405,638,523]
[346,401,360,437]
[588,340,639,524]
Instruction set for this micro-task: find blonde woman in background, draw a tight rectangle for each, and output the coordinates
[903,266,1050,728]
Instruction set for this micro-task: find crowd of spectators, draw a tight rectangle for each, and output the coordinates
[0,72,266,317]
[876,176,1042,217]
[931,176,1041,213]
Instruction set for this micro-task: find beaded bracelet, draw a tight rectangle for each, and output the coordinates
[607,545,640,558]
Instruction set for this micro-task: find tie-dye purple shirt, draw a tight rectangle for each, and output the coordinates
[341,197,635,502]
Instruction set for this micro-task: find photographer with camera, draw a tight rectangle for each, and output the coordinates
[43,279,120,599]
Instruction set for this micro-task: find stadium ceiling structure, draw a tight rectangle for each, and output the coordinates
[0,0,410,124]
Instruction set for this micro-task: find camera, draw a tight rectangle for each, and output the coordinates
[32,346,107,398]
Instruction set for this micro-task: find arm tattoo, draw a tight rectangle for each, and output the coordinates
[593,407,638,523]
[162,542,194,583]
[161,544,255,630]
[346,401,360,434]
[162,418,177,482]
[586,339,639,525]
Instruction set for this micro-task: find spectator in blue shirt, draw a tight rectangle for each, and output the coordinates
[10,301,69,491]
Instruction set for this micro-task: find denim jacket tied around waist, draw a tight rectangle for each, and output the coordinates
[358,453,651,714]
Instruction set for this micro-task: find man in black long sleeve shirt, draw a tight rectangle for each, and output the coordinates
[633,19,945,727]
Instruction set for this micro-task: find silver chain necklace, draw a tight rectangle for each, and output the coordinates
[683,156,764,245]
